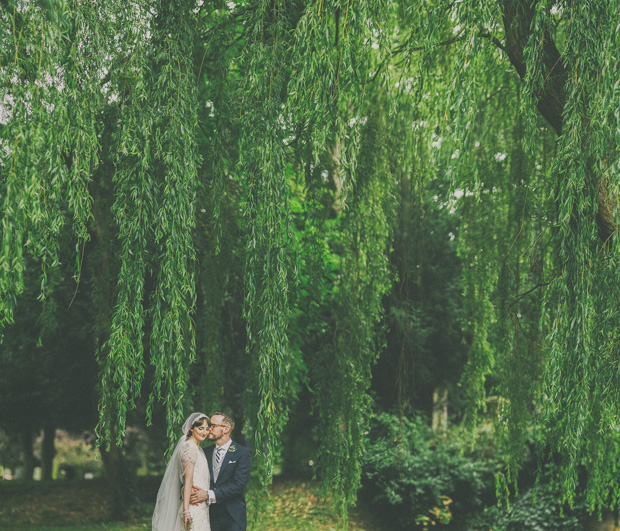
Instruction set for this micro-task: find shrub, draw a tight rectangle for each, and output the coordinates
[360,413,497,529]
[497,486,582,530]
[491,464,590,531]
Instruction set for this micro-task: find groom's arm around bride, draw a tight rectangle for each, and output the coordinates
[190,412,252,531]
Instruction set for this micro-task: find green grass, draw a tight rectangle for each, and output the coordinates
[5,524,151,531]
[1,477,386,530]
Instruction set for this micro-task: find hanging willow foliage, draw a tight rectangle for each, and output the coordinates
[103,0,200,446]
[316,106,395,524]
[235,0,298,482]
[434,0,620,510]
[97,0,155,446]
[1,0,199,448]
[286,2,396,521]
[1,1,103,339]
[538,0,620,511]
[237,0,394,489]
[144,0,199,445]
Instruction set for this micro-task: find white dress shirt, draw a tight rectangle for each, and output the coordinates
[208,439,232,504]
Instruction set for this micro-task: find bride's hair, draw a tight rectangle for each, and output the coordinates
[186,415,209,437]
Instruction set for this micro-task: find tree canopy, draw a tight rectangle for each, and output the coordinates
[2,0,620,519]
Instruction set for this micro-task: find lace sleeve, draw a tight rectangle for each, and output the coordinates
[180,440,199,466]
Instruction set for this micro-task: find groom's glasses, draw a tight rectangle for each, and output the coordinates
[210,423,228,429]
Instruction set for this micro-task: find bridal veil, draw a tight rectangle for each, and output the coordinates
[152,412,208,531]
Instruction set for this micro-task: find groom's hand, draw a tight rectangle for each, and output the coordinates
[190,486,208,505]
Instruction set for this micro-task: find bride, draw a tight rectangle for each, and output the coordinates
[152,412,211,530]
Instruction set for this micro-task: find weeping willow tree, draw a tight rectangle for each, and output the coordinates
[417,0,620,513]
[3,0,620,523]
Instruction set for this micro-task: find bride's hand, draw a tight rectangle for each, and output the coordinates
[183,510,192,529]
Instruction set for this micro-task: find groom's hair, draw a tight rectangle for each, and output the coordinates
[213,411,235,431]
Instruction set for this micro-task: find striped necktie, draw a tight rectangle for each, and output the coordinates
[213,446,225,481]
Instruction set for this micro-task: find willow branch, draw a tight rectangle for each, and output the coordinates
[508,279,555,308]
[364,31,504,85]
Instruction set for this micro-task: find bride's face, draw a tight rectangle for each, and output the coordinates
[193,419,210,443]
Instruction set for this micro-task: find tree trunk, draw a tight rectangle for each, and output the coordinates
[330,133,343,214]
[501,0,566,136]
[596,177,617,244]
[21,428,35,480]
[41,421,56,481]
[99,438,137,519]
[432,387,448,432]
[87,114,137,519]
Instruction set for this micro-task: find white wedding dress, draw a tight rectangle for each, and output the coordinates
[175,440,211,531]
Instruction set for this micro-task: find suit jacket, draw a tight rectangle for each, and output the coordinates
[205,440,252,529]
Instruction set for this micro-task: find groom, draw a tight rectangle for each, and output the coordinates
[190,412,252,531]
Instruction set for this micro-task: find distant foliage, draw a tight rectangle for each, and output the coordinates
[52,431,105,479]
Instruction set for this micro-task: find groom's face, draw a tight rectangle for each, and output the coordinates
[208,414,230,441]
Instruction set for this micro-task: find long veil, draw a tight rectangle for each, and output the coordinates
[152,412,208,531]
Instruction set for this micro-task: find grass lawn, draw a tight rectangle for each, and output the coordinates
[0,476,387,530]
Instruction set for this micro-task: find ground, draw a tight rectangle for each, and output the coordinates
[0,476,388,530]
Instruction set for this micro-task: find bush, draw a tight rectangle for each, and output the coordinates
[360,413,497,529]
[497,486,582,530]
[451,459,591,530]
[490,464,590,531]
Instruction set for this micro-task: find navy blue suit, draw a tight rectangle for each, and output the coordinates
[205,440,252,531]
